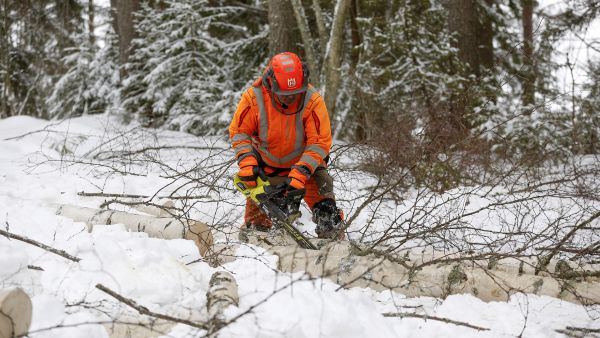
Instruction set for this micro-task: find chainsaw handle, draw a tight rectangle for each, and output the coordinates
[253,166,269,182]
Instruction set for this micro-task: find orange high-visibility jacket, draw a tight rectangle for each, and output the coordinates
[229,79,332,173]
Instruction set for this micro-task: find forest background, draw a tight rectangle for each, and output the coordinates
[2,0,600,189]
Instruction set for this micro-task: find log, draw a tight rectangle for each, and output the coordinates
[206,271,239,334]
[238,231,600,305]
[56,205,213,256]
[0,288,32,338]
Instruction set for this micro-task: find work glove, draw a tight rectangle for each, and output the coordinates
[237,155,259,187]
[283,165,310,218]
[285,184,305,219]
[288,165,311,190]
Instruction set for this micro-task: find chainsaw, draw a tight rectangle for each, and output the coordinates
[233,168,317,250]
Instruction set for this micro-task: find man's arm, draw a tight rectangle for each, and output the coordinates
[229,89,258,163]
[229,89,259,185]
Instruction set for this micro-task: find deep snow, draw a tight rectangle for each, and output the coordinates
[1,115,598,337]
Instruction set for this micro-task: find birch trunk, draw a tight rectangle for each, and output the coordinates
[235,231,600,305]
[311,0,328,65]
[206,271,239,333]
[55,204,213,256]
[290,0,319,86]
[0,288,32,338]
[322,0,351,122]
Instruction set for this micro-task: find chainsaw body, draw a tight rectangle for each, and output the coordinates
[233,171,317,250]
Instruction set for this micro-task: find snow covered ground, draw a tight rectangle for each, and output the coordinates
[1,115,599,337]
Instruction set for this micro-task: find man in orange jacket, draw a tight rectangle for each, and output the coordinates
[229,52,343,239]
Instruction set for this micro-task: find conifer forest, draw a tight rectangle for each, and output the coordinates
[1,1,600,337]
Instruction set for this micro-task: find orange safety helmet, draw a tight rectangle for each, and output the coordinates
[262,52,310,113]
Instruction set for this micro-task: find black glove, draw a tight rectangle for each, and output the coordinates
[271,179,305,220]
[285,183,305,217]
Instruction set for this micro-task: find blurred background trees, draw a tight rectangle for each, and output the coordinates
[1,0,599,189]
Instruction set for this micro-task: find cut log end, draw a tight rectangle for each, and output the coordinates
[0,288,32,338]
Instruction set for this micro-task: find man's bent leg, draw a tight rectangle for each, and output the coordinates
[304,167,344,239]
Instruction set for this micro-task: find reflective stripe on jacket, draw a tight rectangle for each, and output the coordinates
[228,80,332,173]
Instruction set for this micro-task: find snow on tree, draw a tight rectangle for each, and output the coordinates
[120,0,267,135]
[47,31,120,119]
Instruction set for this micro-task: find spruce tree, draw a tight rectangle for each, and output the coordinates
[47,31,120,119]
[120,0,267,135]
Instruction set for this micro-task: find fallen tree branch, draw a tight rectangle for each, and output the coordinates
[95,284,209,331]
[382,312,490,331]
[0,227,81,262]
[555,326,600,337]
[537,210,600,274]
[18,319,171,338]
[77,191,209,200]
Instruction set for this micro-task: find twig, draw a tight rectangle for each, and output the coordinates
[539,210,600,273]
[77,191,209,200]
[556,326,600,337]
[0,227,81,262]
[27,265,44,271]
[95,284,209,331]
[78,191,152,199]
[382,312,490,331]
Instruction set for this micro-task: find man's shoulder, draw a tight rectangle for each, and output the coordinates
[242,79,264,99]
[306,85,325,106]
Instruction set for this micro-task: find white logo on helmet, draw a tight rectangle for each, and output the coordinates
[287,78,296,87]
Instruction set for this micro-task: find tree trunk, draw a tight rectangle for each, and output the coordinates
[522,0,535,109]
[268,0,300,55]
[109,0,119,39]
[444,0,495,143]
[88,0,95,46]
[322,0,351,122]
[479,0,494,70]
[447,0,481,76]
[56,204,214,257]
[1,0,10,118]
[113,0,140,73]
[348,0,367,141]
[0,288,32,338]
[230,235,600,305]
[311,0,328,66]
[290,0,319,86]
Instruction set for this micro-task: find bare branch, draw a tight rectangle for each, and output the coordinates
[0,226,81,262]
[382,312,490,331]
[95,284,209,331]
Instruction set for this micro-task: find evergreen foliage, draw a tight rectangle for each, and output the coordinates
[349,0,473,146]
[0,0,83,119]
[47,31,120,119]
[120,0,267,135]
[1,0,599,168]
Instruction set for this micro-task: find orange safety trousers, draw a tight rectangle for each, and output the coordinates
[243,167,335,228]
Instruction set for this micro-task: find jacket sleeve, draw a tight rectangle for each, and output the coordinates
[229,89,258,165]
[295,93,332,174]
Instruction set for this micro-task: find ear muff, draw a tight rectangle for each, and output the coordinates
[262,67,274,92]
[301,63,310,85]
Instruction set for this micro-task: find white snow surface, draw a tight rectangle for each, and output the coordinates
[0,115,598,337]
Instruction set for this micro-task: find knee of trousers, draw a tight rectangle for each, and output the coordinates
[304,166,336,209]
